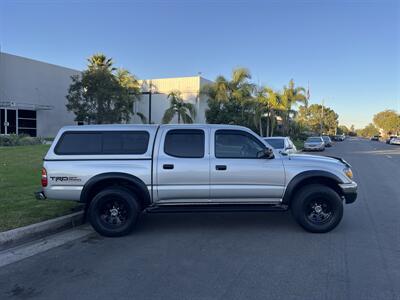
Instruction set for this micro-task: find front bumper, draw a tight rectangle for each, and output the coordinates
[303,146,323,151]
[339,181,358,204]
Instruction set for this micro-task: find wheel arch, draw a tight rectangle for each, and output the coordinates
[80,172,151,209]
[282,171,344,206]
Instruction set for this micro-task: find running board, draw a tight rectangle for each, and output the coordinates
[145,203,288,214]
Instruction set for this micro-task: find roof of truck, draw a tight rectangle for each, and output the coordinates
[59,123,249,132]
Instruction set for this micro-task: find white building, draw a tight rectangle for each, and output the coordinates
[0,52,79,137]
[0,52,212,137]
[136,76,212,125]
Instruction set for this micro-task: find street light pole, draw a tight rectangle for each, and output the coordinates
[140,80,154,124]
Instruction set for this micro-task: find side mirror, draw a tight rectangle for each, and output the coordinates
[286,145,293,150]
[257,148,274,159]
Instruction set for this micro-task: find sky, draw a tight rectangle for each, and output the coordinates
[0,0,399,128]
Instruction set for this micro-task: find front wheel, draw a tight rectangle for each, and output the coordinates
[291,184,343,233]
[88,188,140,237]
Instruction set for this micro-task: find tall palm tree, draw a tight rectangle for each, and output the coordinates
[281,79,307,135]
[162,91,196,124]
[254,87,284,136]
[87,53,115,71]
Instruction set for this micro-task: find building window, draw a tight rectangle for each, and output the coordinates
[18,109,37,136]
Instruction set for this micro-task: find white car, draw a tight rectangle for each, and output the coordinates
[303,136,325,151]
[389,137,400,145]
[264,136,298,154]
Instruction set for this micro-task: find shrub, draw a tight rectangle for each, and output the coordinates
[0,134,44,146]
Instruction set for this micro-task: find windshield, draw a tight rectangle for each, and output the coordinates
[322,136,330,141]
[264,138,285,149]
[306,137,322,143]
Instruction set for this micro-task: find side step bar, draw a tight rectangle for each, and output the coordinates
[145,203,289,214]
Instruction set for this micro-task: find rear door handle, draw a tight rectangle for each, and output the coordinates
[163,164,174,170]
[215,165,227,171]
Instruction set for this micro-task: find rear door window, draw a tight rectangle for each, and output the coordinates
[164,129,205,158]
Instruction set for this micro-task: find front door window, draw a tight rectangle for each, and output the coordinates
[215,130,265,158]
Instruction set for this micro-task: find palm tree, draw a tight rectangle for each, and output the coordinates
[87,53,115,71]
[162,91,196,124]
[281,79,307,135]
[254,87,284,136]
[202,68,255,124]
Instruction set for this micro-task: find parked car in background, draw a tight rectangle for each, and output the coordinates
[303,136,325,151]
[332,134,345,141]
[386,135,398,144]
[389,137,400,145]
[370,135,380,141]
[322,135,333,147]
[263,136,297,154]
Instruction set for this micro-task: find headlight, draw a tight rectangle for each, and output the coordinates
[344,168,353,179]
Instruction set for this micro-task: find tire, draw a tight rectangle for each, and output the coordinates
[88,188,140,237]
[291,184,343,233]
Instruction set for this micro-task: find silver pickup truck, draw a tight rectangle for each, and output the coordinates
[36,124,357,236]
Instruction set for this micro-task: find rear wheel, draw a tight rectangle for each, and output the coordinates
[88,188,140,237]
[291,184,343,233]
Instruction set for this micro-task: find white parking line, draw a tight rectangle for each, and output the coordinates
[386,155,392,158]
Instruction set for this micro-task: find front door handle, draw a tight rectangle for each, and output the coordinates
[163,164,174,170]
[215,165,227,171]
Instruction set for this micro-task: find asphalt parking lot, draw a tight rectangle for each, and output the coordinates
[0,138,399,300]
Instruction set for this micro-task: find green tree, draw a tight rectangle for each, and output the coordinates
[297,104,339,134]
[253,87,283,136]
[203,68,255,127]
[87,54,115,71]
[358,123,380,137]
[115,68,146,123]
[280,79,307,135]
[373,110,400,134]
[66,53,142,124]
[337,125,349,135]
[162,91,196,124]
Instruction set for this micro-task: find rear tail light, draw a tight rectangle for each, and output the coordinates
[41,167,48,187]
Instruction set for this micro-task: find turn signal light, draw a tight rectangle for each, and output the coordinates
[344,168,353,180]
[41,168,48,187]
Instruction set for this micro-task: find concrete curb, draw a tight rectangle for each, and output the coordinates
[0,211,85,251]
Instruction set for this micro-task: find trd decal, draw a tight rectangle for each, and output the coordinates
[50,176,82,182]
